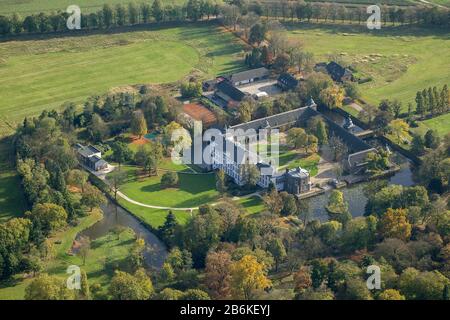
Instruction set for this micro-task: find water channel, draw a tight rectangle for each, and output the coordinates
[77,200,167,269]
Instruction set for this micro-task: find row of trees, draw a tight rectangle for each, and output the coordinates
[222,0,450,29]
[0,0,221,35]
[415,84,449,118]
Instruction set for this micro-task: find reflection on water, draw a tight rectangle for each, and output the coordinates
[305,152,414,221]
[305,109,416,221]
[78,201,167,269]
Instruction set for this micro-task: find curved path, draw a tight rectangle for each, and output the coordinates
[116,190,263,212]
[117,190,199,211]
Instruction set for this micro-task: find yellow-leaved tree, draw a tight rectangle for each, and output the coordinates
[230,255,271,300]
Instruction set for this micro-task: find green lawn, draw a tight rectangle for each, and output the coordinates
[277,147,320,177]
[118,199,192,228]
[286,24,450,111]
[0,0,186,14]
[119,166,219,209]
[236,196,265,216]
[0,23,245,135]
[413,113,450,137]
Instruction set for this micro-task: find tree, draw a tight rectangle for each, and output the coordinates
[424,129,440,149]
[248,23,266,45]
[81,184,106,211]
[110,141,133,169]
[128,238,146,272]
[280,192,297,216]
[230,255,271,300]
[287,127,307,150]
[102,4,114,28]
[416,91,426,116]
[66,169,88,193]
[160,171,178,188]
[326,190,351,225]
[215,169,227,195]
[128,2,139,24]
[152,0,164,22]
[181,289,210,300]
[238,99,255,123]
[263,187,282,215]
[204,251,233,299]
[109,268,154,300]
[411,134,426,155]
[343,81,360,100]
[379,208,412,241]
[77,236,91,266]
[388,119,411,145]
[268,239,287,271]
[398,268,450,300]
[307,116,328,145]
[25,274,74,300]
[158,211,179,247]
[241,164,260,188]
[328,135,348,161]
[180,81,202,98]
[130,110,147,138]
[26,203,67,236]
[293,266,312,295]
[106,169,127,201]
[273,53,290,73]
[319,85,344,109]
[378,289,405,300]
[80,270,90,300]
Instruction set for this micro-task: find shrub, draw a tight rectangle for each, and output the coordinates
[161,172,178,188]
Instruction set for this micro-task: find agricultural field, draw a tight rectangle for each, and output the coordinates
[0,23,246,136]
[0,0,186,14]
[285,23,450,111]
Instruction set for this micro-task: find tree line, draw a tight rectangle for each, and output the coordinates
[222,0,450,29]
[0,0,220,36]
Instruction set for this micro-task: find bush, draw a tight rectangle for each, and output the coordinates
[161,172,178,188]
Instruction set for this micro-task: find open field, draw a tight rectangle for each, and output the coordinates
[0,23,246,135]
[0,0,186,14]
[285,24,450,111]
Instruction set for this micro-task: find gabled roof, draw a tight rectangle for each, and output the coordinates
[277,73,299,89]
[216,80,246,101]
[227,67,269,84]
[326,61,352,82]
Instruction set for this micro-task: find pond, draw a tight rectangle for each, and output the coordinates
[305,108,416,221]
[305,153,414,222]
[77,200,167,269]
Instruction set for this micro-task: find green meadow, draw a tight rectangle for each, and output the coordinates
[285,24,450,111]
[0,0,186,14]
[0,24,246,135]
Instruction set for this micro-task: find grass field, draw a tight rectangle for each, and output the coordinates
[285,24,450,111]
[413,113,450,137]
[119,165,219,208]
[0,0,186,14]
[0,23,246,135]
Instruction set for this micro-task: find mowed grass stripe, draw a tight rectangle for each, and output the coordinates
[0,25,245,126]
[0,41,198,117]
